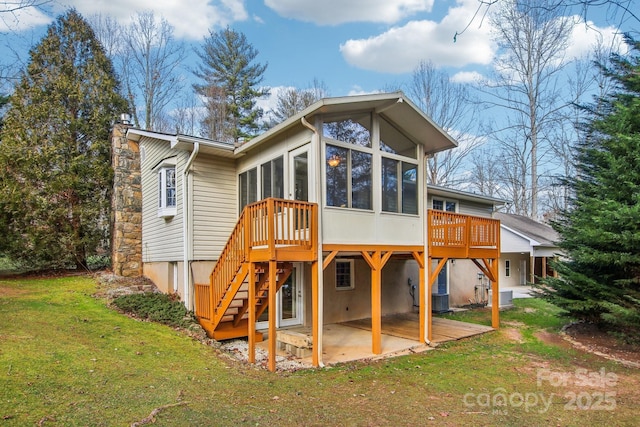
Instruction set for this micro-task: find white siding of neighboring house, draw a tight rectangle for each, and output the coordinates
[140,137,186,262]
[191,154,238,260]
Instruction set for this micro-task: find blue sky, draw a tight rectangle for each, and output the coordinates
[0,0,633,108]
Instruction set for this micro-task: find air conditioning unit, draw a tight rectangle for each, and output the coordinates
[488,290,513,308]
[432,293,450,313]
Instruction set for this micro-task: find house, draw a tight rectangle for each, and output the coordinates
[495,213,560,286]
[110,92,502,371]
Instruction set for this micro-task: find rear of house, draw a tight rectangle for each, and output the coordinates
[111,92,502,370]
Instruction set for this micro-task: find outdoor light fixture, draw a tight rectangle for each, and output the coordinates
[327,154,341,167]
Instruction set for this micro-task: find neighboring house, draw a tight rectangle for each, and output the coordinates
[495,213,560,287]
[423,185,506,309]
[110,92,502,371]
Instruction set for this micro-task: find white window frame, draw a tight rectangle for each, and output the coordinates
[335,259,355,290]
[155,158,177,218]
[432,198,458,213]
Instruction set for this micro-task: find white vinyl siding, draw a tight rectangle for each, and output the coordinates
[192,154,237,260]
[458,200,494,217]
[140,137,185,262]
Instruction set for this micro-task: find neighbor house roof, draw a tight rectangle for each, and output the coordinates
[427,184,507,207]
[494,213,558,247]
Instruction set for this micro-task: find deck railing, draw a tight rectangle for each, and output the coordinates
[204,198,317,320]
[428,210,500,256]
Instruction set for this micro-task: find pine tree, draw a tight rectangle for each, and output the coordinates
[194,27,269,143]
[0,9,127,270]
[537,36,640,339]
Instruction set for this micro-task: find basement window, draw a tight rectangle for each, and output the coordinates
[335,259,354,290]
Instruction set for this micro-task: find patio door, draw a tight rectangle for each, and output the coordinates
[256,263,303,329]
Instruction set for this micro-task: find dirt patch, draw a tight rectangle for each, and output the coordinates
[502,328,524,343]
[561,322,640,368]
[0,286,30,297]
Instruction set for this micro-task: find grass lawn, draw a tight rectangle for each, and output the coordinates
[1,275,638,426]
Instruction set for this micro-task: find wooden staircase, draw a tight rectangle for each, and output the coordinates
[194,198,317,341]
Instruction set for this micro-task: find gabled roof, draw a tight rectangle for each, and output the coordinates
[495,213,559,247]
[236,91,458,155]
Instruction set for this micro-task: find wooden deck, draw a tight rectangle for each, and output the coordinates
[341,312,493,343]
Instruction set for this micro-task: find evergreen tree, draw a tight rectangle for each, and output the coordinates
[0,9,127,270]
[537,36,640,339]
[194,27,269,143]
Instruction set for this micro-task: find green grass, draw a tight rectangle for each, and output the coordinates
[1,277,638,426]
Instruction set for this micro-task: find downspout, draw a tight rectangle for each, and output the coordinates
[424,152,432,345]
[300,116,325,368]
[183,142,199,310]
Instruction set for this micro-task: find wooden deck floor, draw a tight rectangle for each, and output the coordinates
[341,312,493,343]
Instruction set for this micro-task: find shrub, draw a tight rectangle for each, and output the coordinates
[112,293,195,328]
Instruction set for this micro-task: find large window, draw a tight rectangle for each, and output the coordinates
[261,156,284,199]
[382,158,417,214]
[324,115,372,210]
[156,158,177,218]
[239,168,257,212]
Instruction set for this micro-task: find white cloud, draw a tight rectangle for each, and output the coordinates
[450,70,483,83]
[564,18,625,60]
[339,0,495,73]
[0,6,51,32]
[33,0,248,39]
[265,0,434,25]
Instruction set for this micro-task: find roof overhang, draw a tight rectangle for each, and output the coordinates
[427,184,508,207]
[236,91,458,155]
[126,128,236,158]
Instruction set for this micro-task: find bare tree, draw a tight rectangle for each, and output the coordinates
[480,0,575,218]
[406,60,483,186]
[469,147,503,198]
[171,92,202,136]
[123,11,186,131]
[266,78,329,126]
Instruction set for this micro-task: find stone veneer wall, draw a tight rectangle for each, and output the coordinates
[111,123,142,277]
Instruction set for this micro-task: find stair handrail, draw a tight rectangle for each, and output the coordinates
[208,198,318,316]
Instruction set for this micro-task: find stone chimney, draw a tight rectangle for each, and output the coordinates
[111,122,142,277]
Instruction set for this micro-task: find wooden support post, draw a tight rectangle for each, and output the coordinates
[418,254,425,343]
[490,259,500,329]
[268,260,277,372]
[371,251,382,354]
[426,257,433,342]
[311,260,320,367]
[248,262,256,364]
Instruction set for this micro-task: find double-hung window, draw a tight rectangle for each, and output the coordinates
[239,167,257,212]
[432,198,457,212]
[156,158,177,218]
[324,115,373,210]
[261,156,284,199]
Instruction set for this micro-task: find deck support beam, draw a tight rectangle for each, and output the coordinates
[426,257,448,342]
[267,260,277,372]
[248,262,256,364]
[362,250,393,355]
[411,252,425,343]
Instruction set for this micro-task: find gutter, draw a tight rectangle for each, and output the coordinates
[182,142,199,310]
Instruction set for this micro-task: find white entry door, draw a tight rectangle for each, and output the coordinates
[289,145,310,202]
[256,264,303,329]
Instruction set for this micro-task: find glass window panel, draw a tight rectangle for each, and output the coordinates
[261,161,272,198]
[402,163,417,214]
[351,150,372,210]
[446,201,456,212]
[326,145,348,207]
[433,199,444,211]
[379,117,417,159]
[293,152,308,201]
[273,156,284,198]
[166,168,176,207]
[248,168,257,205]
[322,116,371,148]
[335,260,353,289]
[382,157,398,212]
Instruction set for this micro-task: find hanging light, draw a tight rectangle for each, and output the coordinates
[327,154,341,167]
